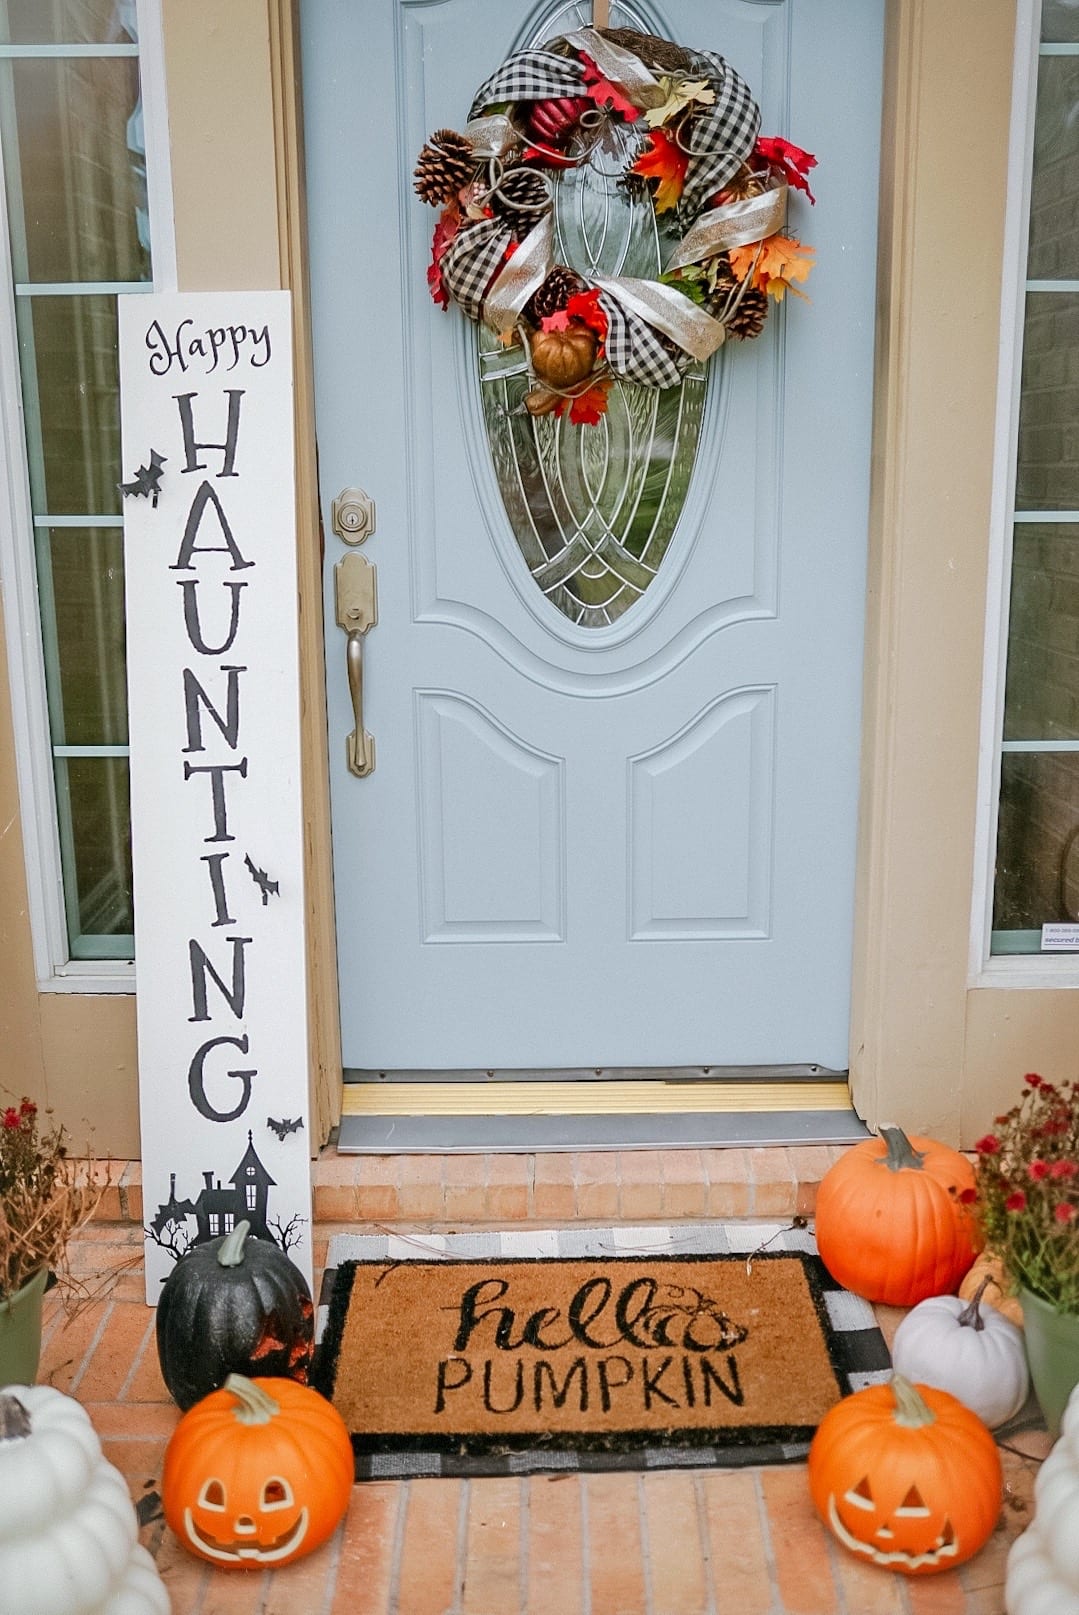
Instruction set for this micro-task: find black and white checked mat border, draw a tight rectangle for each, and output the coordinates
[316,1223,892,1481]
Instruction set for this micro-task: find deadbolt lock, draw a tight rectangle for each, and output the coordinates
[331,485,376,545]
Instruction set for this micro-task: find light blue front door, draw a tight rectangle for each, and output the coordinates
[302,0,883,1072]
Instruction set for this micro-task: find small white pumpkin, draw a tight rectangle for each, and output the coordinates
[891,1275,1030,1429]
[1006,1381,1079,1614]
[0,1385,170,1615]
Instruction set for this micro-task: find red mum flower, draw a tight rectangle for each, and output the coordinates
[1025,1073,1044,1088]
[975,1134,1001,1155]
[1051,1160,1079,1180]
[1005,1190,1028,1212]
[958,1187,978,1205]
[2,1107,20,1129]
[1055,1202,1077,1223]
[19,1098,36,1117]
[1029,1159,1051,1180]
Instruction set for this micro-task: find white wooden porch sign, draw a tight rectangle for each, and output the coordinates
[119,290,313,1303]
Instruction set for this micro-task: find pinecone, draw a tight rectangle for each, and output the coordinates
[413,129,476,206]
[489,167,551,229]
[726,287,768,341]
[524,266,586,324]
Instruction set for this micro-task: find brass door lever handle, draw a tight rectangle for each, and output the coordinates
[335,552,377,777]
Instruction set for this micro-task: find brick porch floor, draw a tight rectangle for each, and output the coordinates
[45,1146,1048,1614]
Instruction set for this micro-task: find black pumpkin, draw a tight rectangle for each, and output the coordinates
[156,1221,314,1410]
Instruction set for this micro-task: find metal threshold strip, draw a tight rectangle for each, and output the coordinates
[336,1074,868,1152]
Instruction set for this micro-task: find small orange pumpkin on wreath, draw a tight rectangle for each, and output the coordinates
[414,25,816,426]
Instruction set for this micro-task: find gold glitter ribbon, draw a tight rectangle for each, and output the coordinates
[464,114,520,159]
[482,212,554,336]
[561,26,665,110]
[667,183,788,270]
[592,274,726,359]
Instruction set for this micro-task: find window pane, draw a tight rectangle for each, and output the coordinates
[993,752,1079,945]
[1015,293,1079,511]
[18,293,122,515]
[0,1,135,45]
[1028,55,1079,280]
[0,55,148,284]
[1042,2,1079,45]
[38,526,127,746]
[54,754,133,955]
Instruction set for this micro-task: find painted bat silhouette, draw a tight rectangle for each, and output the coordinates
[267,1116,304,1141]
[120,450,167,507]
[245,854,281,903]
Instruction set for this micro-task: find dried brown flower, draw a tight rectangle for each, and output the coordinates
[0,1096,102,1304]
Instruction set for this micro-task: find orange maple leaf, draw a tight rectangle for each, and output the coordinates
[630,129,688,214]
[729,234,815,301]
[566,377,612,426]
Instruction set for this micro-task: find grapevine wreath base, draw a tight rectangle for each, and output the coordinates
[415,25,817,426]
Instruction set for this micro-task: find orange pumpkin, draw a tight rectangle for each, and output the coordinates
[162,1374,353,1569]
[814,1125,982,1306]
[529,321,597,389]
[808,1375,1002,1576]
[958,1250,1023,1328]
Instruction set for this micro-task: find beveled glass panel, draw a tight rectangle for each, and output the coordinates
[0,1,135,45]
[1015,293,1079,511]
[0,55,148,284]
[1028,55,1079,280]
[17,293,122,514]
[38,527,127,746]
[54,754,133,953]
[1042,3,1079,45]
[993,752,1079,945]
[478,117,710,628]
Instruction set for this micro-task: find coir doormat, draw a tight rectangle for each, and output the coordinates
[313,1225,892,1479]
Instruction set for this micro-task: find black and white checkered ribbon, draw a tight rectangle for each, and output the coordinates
[677,50,761,222]
[440,217,515,323]
[597,291,689,389]
[469,49,586,120]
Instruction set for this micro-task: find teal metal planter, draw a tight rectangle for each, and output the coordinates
[0,1267,48,1387]
[1020,1286,1079,1438]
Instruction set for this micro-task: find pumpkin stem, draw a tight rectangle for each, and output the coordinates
[224,1373,280,1425]
[891,1374,937,1429]
[876,1125,927,1173]
[217,1220,251,1267]
[956,1274,991,1331]
[0,1393,32,1442]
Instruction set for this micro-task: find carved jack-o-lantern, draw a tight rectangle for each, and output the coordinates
[807,1376,1003,1576]
[162,1375,353,1569]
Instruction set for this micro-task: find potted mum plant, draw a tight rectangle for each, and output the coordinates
[969,1072,1079,1435]
[0,1097,101,1384]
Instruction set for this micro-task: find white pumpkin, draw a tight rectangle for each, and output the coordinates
[1006,1382,1079,1614]
[891,1276,1030,1429]
[0,1386,170,1615]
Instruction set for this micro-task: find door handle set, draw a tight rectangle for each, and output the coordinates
[334,545,377,778]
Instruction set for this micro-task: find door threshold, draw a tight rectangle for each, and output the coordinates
[337,1078,868,1152]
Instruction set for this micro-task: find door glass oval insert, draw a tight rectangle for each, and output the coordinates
[476,37,710,629]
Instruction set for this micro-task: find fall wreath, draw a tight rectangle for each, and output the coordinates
[415,25,816,426]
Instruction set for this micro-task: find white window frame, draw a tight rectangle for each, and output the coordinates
[971,0,1079,987]
[0,0,175,991]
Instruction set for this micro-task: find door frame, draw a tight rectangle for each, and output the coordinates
[3,0,1076,1153]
